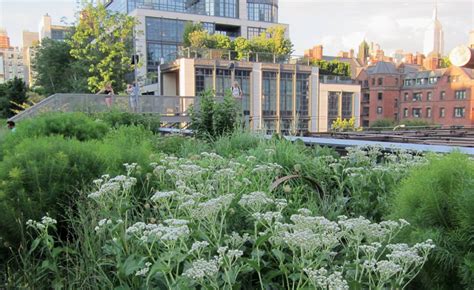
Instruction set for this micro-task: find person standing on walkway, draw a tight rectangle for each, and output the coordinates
[96,82,115,108]
[127,82,140,113]
[231,81,244,127]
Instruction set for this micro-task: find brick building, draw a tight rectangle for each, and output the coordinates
[357,62,474,128]
[399,66,474,127]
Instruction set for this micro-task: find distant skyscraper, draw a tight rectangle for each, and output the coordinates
[423,1,444,56]
[358,40,369,65]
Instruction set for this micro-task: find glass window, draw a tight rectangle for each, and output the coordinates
[248,2,278,22]
[235,70,251,115]
[127,0,187,13]
[377,106,383,115]
[247,27,266,39]
[342,92,353,119]
[403,108,408,117]
[404,92,409,101]
[454,107,465,118]
[426,107,432,118]
[412,108,422,118]
[296,73,309,118]
[377,92,383,101]
[377,78,383,86]
[440,91,445,100]
[146,18,185,43]
[413,92,422,102]
[262,71,277,116]
[455,90,467,100]
[195,68,213,94]
[280,72,293,117]
[187,0,239,18]
[216,69,231,97]
[440,107,445,118]
[328,92,339,128]
[427,92,432,101]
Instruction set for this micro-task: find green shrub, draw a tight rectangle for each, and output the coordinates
[369,119,396,129]
[93,110,161,132]
[390,152,474,288]
[190,90,237,139]
[156,134,190,156]
[213,130,262,157]
[0,136,104,249]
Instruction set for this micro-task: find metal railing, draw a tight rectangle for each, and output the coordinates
[9,94,196,123]
[163,47,311,66]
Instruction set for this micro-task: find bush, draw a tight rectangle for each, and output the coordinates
[93,110,161,132]
[369,119,396,129]
[190,90,237,139]
[213,130,262,157]
[0,136,104,250]
[390,152,474,288]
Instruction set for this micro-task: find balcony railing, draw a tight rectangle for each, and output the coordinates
[163,47,312,66]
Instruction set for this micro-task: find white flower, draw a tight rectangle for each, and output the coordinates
[238,191,274,212]
[135,262,152,277]
[190,241,209,253]
[183,258,219,280]
[150,191,177,202]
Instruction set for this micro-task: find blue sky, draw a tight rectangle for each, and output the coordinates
[1,0,473,56]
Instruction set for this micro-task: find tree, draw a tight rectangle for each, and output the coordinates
[0,77,28,118]
[33,38,88,95]
[183,22,204,47]
[69,4,137,93]
[439,57,451,68]
[312,59,351,77]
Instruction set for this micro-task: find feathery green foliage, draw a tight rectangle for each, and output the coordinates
[391,152,474,288]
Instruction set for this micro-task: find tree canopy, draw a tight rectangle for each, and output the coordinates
[33,38,88,95]
[0,77,28,118]
[69,4,137,92]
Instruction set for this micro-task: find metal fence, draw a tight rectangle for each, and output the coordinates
[9,94,196,123]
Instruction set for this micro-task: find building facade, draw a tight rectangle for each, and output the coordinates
[399,66,474,127]
[150,57,360,133]
[105,0,288,80]
[0,47,25,84]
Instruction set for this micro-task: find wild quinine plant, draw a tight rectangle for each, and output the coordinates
[20,151,433,289]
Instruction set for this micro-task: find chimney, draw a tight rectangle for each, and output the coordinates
[314,45,323,60]
[349,49,354,58]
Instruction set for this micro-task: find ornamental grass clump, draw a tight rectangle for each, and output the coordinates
[6,151,435,289]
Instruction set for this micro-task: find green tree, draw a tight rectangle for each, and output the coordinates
[33,38,88,95]
[188,30,211,48]
[233,37,251,60]
[0,77,28,118]
[439,56,452,68]
[183,22,204,47]
[312,59,351,76]
[69,4,137,93]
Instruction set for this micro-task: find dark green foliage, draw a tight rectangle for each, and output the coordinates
[312,60,351,77]
[369,119,396,129]
[213,131,262,157]
[33,38,89,95]
[400,119,434,127]
[391,152,474,288]
[0,136,104,249]
[93,110,161,132]
[0,77,28,118]
[190,90,237,139]
[183,22,204,47]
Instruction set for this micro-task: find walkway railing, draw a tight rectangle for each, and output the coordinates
[9,94,196,123]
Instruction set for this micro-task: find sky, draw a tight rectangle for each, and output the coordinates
[0,0,473,56]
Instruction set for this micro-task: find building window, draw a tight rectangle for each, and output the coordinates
[262,71,277,116]
[440,107,445,118]
[413,92,422,102]
[363,80,368,87]
[440,91,445,100]
[371,78,375,85]
[404,92,409,101]
[296,73,310,118]
[454,107,465,118]
[404,79,410,86]
[377,106,383,115]
[416,78,421,85]
[412,108,422,118]
[377,78,383,86]
[342,92,353,119]
[429,77,437,84]
[280,73,293,117]
[248,2,278,22]
[403,108,408,117]
[195,68,213,94]
[328,92,339,128]
[247,27,266,39]
[427,92,432,101]
[377,92,383,101]
[455,90,467,100]
[234,70,251,115]
[215,69,231,97]
[202,22,215,34]
[426,107,432,118]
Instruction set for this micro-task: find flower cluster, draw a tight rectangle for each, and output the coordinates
[126,220,190,243]
[26,216,57,231]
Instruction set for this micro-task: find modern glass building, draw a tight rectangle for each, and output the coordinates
[105,0,287,76]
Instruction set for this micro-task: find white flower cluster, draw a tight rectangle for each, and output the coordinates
[183,258,219,280]
[252,163,282,174]
[26,216,57,231]
[225,232,251,248]
[135,262,152,277]
[150,191,177,202]
[190,194,235,221]
[189,240,209,254]
[126,220,190,243]
[88,175,137,200]
[238,191,274,212]
[217,246,243,265]
[304,267,349,290]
